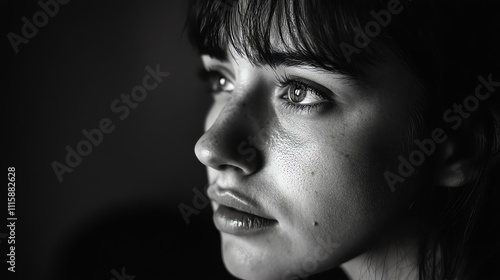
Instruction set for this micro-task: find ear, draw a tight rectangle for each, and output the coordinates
[434,139,469,187]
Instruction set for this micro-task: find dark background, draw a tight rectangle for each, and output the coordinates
[3,0,233,279]
[4,1,499,280]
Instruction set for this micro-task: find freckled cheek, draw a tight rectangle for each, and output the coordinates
[266,133,355,231]
[268,115,410,236]
[267,139,379,267]
[279,151,369,232]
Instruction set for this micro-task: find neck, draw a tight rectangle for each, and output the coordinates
[341,221,421,280]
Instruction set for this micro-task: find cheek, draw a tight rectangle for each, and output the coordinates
[267,99,419,261]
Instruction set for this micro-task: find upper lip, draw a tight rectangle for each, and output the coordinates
[207,183,276,221]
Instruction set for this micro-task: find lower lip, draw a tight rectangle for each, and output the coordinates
[213,205,277,235]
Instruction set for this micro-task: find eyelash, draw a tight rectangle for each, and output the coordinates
[275,73,332,113]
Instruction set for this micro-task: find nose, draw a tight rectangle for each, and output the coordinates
[194,101,262,176]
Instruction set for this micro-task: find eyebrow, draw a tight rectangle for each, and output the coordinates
[266,51,353,76]
[203,49,356,79]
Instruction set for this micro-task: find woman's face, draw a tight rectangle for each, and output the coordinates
[194,45,425,279]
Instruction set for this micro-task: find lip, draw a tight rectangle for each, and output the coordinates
[207,184,278,235]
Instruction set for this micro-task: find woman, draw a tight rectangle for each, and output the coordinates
[187,0,500,279]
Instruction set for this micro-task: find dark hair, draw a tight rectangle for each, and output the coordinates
[185,0,500,279]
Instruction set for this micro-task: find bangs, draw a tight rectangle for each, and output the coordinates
[185,0,433,79]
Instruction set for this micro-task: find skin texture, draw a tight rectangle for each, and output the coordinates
[194,46,426,279]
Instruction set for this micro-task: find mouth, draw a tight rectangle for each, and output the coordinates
[207,184,278,235]
[213,205,277,235]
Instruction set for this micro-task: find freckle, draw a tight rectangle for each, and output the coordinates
[344,154,349,158]
[311,171,315,176]
[314,221,319,226]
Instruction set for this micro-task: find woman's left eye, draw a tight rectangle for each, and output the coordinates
[284,83,326,105]
[277,77,332,112]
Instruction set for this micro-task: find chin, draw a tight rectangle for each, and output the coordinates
[220,235,284,280]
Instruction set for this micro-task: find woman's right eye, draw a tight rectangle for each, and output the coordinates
[201,70,235,94]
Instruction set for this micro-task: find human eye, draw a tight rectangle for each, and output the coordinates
[276,74,333,113]
[198,68,235,94]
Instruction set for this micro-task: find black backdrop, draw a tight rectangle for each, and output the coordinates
[3,0,233,279]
